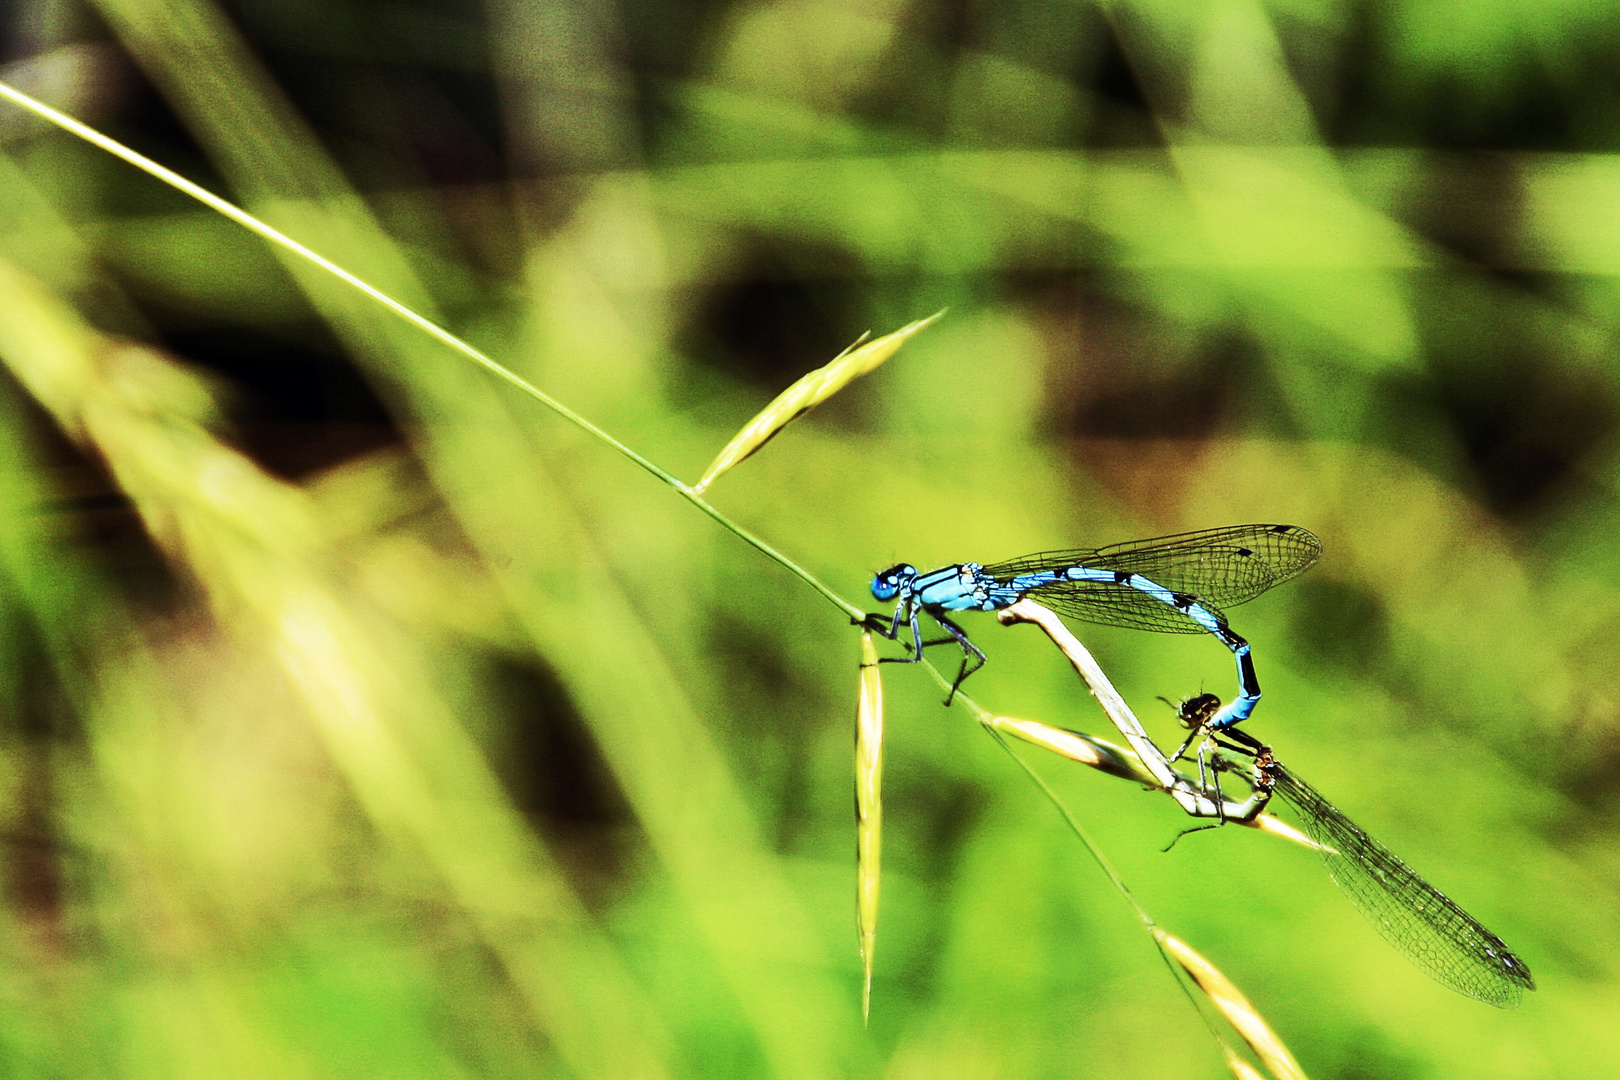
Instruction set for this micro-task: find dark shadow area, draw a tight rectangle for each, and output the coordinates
[163,325,402,480]
[676,235,866,398]
[1287,577,1390,675]
[482,652,634,906]
[0,371,181,614]
[1428,355,1615,519]
[702,611,823,853]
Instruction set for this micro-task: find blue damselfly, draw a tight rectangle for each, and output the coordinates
[866,524,1320,719]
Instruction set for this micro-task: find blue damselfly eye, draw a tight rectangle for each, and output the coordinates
[870,565,913,601]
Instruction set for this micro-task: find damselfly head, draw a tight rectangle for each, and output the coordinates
[870,565,915,601]
[1174,692,1222,730]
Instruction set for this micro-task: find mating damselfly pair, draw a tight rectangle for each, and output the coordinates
[863,524,1535,1007]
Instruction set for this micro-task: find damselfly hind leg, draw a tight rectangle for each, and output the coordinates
[931,613,986,705]
[1163,820,1224,851]
[1164,732,1270,850]
[1174,739,1239,849]
[1164,757,1230,850]
[863,607,985,704]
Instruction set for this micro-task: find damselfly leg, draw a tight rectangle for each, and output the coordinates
[860,604,986,705]
[930,613,986,704]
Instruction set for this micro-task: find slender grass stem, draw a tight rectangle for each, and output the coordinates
[0,78,865,623]
[922,658,1260,1069]
[914,658,1155,926]
[984,724,1156,927]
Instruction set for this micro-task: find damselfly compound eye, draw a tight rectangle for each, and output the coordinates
[870,565,913,601]
[1176,693,1223,730]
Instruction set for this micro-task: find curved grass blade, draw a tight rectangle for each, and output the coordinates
[692,311,943,494]
[855,631,885,1021]
[1155,930,1309,1080]
[986,715,1158,785]
[1222,1047,1270,1080]
[1268,763,1535,1008]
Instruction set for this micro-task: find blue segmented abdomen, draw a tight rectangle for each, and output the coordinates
[1011,566,1229,636]
[1104,569,1226,636]
[1008,569,1066,592]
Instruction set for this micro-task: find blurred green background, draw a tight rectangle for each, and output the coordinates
[0,0,1614,1076]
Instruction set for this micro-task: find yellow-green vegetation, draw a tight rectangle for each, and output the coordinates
[0,1,1614,1077]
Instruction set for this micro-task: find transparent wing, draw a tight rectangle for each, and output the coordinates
[981,524,1321,635]
[1270,764,1535,1008]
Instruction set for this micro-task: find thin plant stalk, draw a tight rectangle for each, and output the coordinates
[923,660,1308,1079]
[0,78,864,623]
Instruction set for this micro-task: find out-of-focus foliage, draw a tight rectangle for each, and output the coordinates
[0,0,1615,1076]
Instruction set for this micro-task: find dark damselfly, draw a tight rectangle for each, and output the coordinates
[1175,703,1535,1009]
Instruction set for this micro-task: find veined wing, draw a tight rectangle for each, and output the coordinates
[981,524,1321,635]
[1270,763,1535,1008]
